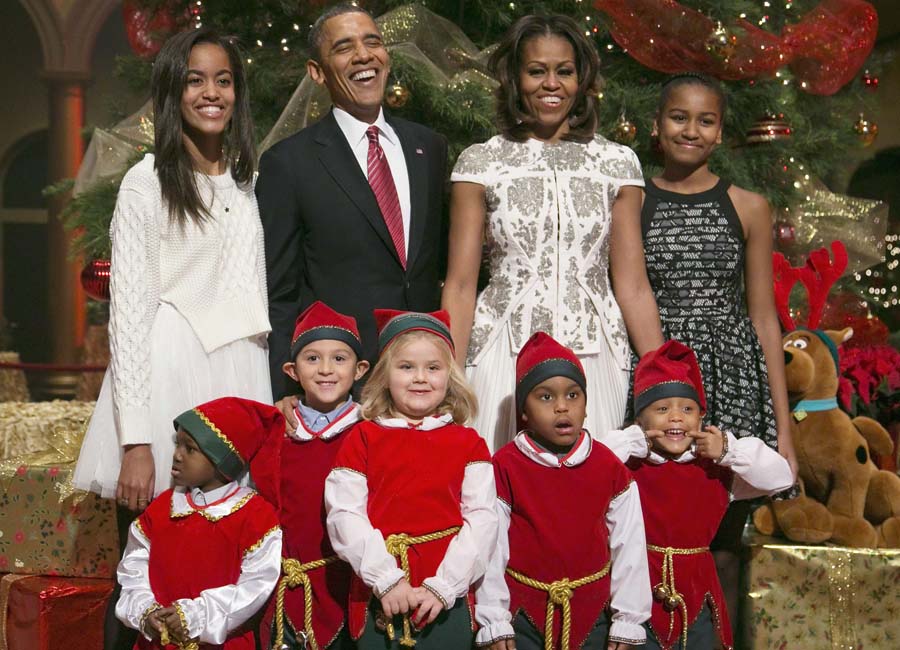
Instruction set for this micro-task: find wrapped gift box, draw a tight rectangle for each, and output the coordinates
[0,573,113,650]
[0,462,118,578]
[742,532,900,649]
[0,401,94,461]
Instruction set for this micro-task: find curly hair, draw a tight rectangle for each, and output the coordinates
[361,331,478,425]
[489,14,601,143]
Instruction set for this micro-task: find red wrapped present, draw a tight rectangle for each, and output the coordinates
[0,574,113,650]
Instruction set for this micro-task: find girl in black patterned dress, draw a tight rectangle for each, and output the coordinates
[610,73,798,637]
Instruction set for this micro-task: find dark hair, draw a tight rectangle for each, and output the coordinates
[657,73,727,118]
[151,27,256,225]
[308,3,375,61]
[489,14,600,143]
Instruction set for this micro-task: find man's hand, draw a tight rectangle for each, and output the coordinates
[379,578,419,617]
[690,425,726,461]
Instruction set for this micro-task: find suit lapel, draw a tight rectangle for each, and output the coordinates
[390,116,428,273]
[314,112,403,267]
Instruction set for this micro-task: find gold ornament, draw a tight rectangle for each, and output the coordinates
[746,113,792,144]
[385,82,411,109]
[853,113,878,146]
[652,584,670,601]
[705,21,737,62]
[611,113,637,145]
[663,594,680,612]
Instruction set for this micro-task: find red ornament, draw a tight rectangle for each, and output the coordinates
[123,0,186,59]
[774,221,796,247]
[861,69,879,90]
[81,259,111,302]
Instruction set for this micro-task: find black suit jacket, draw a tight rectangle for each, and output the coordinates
[256,110,449,398]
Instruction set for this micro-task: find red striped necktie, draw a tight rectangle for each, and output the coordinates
[365,125,406,268]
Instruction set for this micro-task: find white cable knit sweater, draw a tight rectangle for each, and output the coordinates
[109,155,270,446]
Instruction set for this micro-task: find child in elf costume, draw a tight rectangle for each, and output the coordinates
[116,397,283,649]
[610,340,793,649]
[260,301,370,650]
[324,309,498,649]
[475,331,651,650]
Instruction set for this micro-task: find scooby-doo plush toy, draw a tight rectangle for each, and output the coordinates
[752,242,900,548]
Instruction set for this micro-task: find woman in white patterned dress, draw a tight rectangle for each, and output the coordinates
[442,15,662,452]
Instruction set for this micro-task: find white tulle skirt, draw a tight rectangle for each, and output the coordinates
[467,329,630,453]
[72,304,273,499]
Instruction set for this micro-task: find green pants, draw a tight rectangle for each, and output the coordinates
[356,597,473,649]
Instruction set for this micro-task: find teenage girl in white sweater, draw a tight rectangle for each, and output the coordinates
[74,27,271,513]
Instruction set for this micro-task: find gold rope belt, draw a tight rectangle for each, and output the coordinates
[646,544,709,650]
[506,561,611,650]
[381,526,461,647]
[271,555,340,650]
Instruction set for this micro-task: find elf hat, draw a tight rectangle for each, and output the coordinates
[515,332,586,413]
[633,340,706,415]
[174,397,284,507]
[290,301,362,360]
[373,309,454,355]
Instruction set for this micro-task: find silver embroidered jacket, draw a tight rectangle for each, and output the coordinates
[451,135,643,368]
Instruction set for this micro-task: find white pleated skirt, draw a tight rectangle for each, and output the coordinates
[73,303,273,499]
[467,329,630,453]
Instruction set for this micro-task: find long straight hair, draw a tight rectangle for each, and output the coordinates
[151,27,256,225]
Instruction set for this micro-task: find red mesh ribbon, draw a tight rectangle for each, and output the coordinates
[595,0,878,95]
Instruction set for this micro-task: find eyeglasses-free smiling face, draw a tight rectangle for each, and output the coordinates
[518,34,578,142]
[522,376,587,454]
[284,340,369,413]
[654,83,723,167]
[637,396,703,458]
[180,42,235,143]
[307,12,389,124]
[386,336,451,423]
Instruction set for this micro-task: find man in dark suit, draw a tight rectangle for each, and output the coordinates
[257,3,448,399]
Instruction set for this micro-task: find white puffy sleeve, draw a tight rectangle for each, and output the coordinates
[474,497,515,647]
[422,461,499,607]
[598,424,650,463]
[606,481,651,645]
[719,432,795,500]
[115,519,158,638]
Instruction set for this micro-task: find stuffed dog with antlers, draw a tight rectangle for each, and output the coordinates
[752,241,900,548]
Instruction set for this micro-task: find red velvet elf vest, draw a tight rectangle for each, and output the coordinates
[332,419,491,639]
[627,457,733,650]
[494,439,632,649]
[136,489,279,650]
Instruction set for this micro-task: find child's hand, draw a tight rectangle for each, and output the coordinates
[275,395,301,433]
[643,429,666,451]
[607,642,637,650]
[489,638,516,649]
[380,578,419,617]
[411,586,445,628]
[690,425,726,461]
[141,607,169,640]
[161,607,190,645]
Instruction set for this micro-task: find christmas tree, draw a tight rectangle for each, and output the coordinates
[68,0,891,321]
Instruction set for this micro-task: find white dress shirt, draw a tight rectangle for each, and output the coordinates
[332,107,411,255]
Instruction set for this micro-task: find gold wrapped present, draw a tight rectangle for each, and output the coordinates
[0,401,94,461]
[0,460,118,578]
[742,532,900,649]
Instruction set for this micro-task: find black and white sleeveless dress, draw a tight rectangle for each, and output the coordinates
[636,177,777,449]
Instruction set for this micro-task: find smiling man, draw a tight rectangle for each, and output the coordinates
[257,3,449,399]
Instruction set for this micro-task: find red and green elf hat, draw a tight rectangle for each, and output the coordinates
[373,309,454,355]
[633,339,707,415]
[290,300,363,360]
[174,397,284,507]
[515,331,586,413]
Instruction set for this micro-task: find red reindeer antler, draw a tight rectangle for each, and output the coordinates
[773,252,802,331]
[798,240,848,329]
[772,240,848,331]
